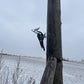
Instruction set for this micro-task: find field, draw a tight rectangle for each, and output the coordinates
[0,54,84,84]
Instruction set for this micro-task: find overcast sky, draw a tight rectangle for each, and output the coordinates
[0,0,84,61]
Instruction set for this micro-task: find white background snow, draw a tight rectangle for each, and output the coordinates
[0,54,84,84]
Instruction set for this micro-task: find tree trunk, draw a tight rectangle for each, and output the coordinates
[47,0,63,84]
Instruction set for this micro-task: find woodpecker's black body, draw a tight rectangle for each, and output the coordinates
[37,32,45,51]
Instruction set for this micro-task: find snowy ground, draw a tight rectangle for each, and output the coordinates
[0,54,84,84]
[63,61,84,84]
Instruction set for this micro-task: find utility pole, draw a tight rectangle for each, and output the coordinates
[47,0,63,84]
[40,0,63,84]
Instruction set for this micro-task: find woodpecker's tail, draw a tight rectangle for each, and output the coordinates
[39,40,45,51]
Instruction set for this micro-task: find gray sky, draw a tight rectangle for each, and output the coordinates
[0,0,84,61]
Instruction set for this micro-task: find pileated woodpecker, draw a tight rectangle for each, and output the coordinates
[32,28,46,51]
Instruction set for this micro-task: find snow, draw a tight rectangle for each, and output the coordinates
[63,61,84,84]
[0,54,84,84]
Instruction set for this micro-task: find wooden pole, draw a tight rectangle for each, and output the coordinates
[40,58,57,84]
[47,0,63,84]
